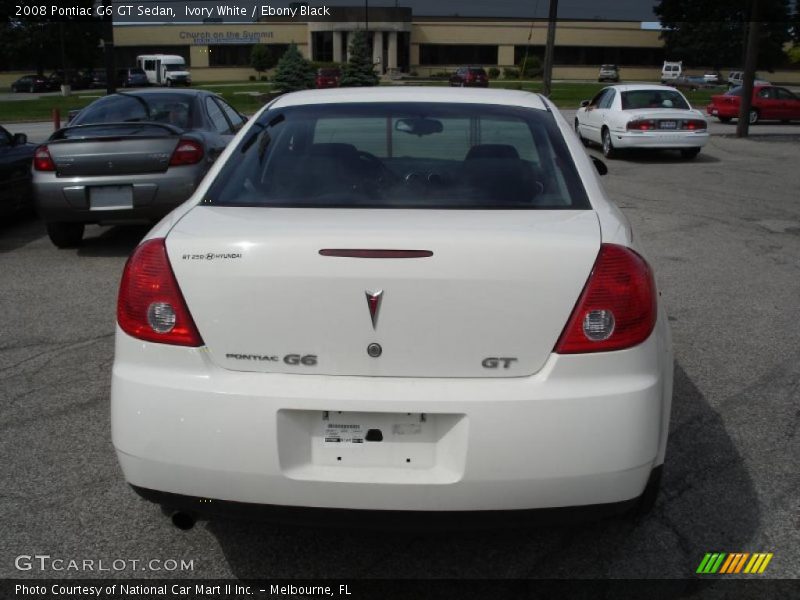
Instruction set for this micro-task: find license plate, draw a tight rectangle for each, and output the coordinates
[320,411,427,446]
[89,186,133,210]
[659,121,678,129]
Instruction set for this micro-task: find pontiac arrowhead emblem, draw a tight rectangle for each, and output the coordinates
[365,290,383,329]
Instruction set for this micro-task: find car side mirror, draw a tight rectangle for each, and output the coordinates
[580,100,590,108]
[591,156,608,176]
[12,133,27,145]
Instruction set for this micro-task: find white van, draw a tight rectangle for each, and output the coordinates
[136,54,192,87]
[661,61,682,83]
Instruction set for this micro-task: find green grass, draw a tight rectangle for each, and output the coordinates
[0,81,720,122]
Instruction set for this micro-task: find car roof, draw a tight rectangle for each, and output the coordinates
[605,84,684,93]
[111,88,208,96]
[270,87,548,110]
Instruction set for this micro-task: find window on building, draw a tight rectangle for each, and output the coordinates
[312,31,334,62]
[209,45,254,67]
[418,44,498,66]
[514,46,545,65]
[115,46,191,69]
[513,45,664,67]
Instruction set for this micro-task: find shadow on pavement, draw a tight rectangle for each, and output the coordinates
[76,224,150,258]
[204,364,758,579]
[0,210,44,254]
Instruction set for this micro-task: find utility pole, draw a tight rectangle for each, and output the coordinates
[103,0,116,95]
[543,0,559,97]
[737,0,760,137]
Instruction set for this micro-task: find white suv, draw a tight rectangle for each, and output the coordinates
[661,61,682,83]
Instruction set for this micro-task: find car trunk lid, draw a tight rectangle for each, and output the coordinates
[47,123,182,176]
[166,207,601,378]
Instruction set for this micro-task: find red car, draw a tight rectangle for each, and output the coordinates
[707,85,800,124]
[315,68,341,89]
[449,67,489,88]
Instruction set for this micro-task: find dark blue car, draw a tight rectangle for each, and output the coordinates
[0,126,35,218]
[117,67,149,88]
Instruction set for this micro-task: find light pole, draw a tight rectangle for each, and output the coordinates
[543,0,559,97]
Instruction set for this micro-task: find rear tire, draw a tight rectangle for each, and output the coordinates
[680,148,701,160]
[46,222,84,248]
[718,116,731,123]
[602,128,616,159]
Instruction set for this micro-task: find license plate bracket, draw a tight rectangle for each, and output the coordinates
[89,186,133,210]
[659,120,678,130]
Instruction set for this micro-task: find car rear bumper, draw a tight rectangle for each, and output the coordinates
[112,315,673,513]
[131,469,663,528]
[33,166,206,224]
[707,105,737,119]
[612,130,709,149]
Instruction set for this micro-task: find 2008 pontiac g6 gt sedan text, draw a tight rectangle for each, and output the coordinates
[111,87,673,526]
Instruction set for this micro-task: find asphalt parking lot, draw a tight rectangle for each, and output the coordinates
[1,124,798,580]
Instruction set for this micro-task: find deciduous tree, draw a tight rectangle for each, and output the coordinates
[655,0,791,70]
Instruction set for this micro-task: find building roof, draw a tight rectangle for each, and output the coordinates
[270,86,549,110]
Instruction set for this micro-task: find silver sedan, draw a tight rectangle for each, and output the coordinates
[33,89,246,247]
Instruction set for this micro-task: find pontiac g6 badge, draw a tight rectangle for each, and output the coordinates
[365,290,383,329]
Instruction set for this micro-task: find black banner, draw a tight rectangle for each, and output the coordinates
[3,579,799,600]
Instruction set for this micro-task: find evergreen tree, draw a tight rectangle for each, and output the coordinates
[339,30,380,87]
[250,45,275,78]
[272,44,315,92]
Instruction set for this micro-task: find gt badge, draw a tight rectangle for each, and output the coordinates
[365,290,383,329]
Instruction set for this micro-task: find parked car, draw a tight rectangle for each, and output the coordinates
[449,66,489,87]
[575,84,709,159]
[0,126,36,218]
[315,67,341,89]
[598,64,620,82]
[117,67,150,88]
[707,85,800,124]
[87,69,107,89]
[661,61,682,83]
[727,71,770,88]
[111,87,673,528]
[10,75,49,93]
[672,75,713,92]
[703,71,722,84]
[47,70,91,91]
[33,89,247,247]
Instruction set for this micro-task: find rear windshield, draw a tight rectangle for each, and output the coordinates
[318,69,339,76]
[130,68,146,75]
[621,90,689,110]
[204,102,590,210]
[601,65,617,69]
[726,86,743,96]
[468,68,487,74]
[72,93,195,128]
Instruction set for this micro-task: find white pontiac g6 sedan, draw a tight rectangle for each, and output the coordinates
[575,84,709,159]
[111,87,673,527]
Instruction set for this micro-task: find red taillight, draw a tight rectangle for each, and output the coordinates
[117,238,203,346]
[555,244,656,354]
[627,120,655,131]
[684,119,706,130]
[33,145,56,171]
[169,139,204,166]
